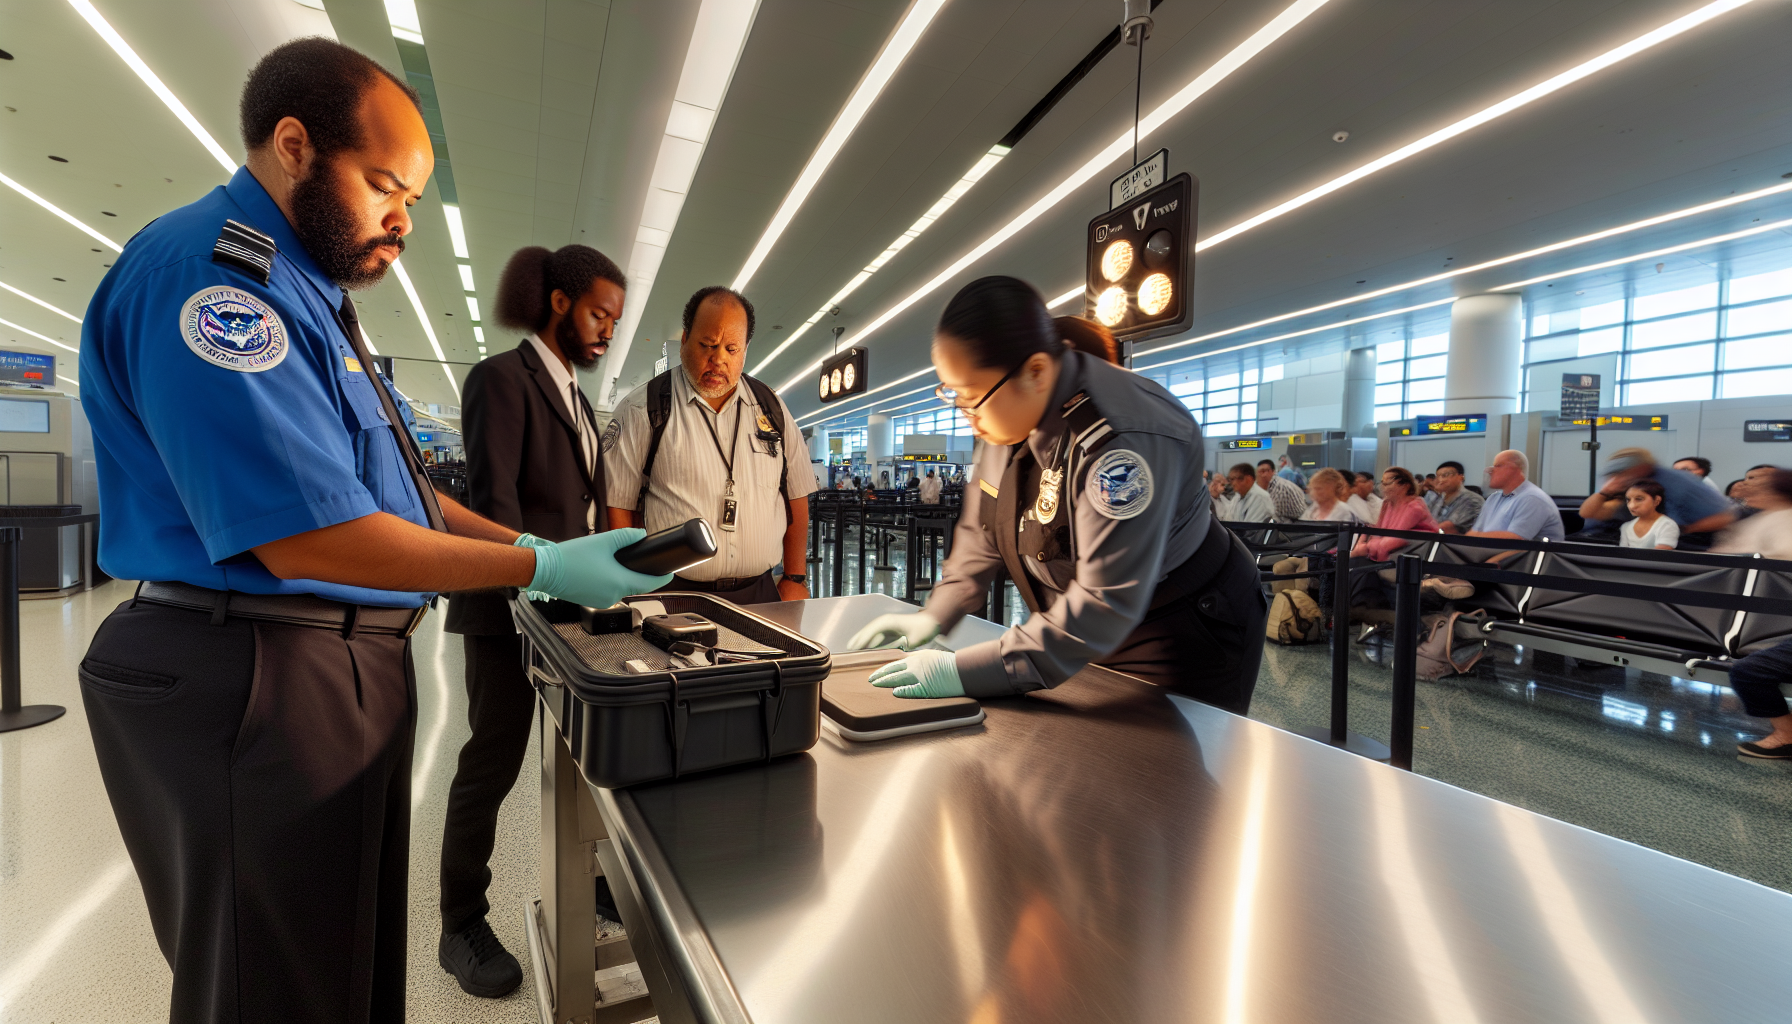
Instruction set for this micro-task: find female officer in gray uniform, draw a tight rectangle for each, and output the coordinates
[848,276,1266,713]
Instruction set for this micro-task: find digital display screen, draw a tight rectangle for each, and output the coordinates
[0,397,51,433]
[1220,437,1272,450]
[1745,420,1792,442]
[1570,414,1668,430]
[1415,414,1487,435]
[0,350,54,390]
[902,453,947,461]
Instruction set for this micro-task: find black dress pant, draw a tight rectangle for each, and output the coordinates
[1096,529,1268,715]
[1729,636,1792,720]
[439,631,537,933]
[79,599,415,1024]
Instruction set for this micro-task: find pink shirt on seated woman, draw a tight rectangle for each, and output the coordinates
[1352,466,1440,561]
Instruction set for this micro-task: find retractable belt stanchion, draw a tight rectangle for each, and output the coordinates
[0,527,65,733]
[832,502,847,598]
[1388,552,1423,771]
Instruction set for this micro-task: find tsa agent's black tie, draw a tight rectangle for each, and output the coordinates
[338,293,448,532]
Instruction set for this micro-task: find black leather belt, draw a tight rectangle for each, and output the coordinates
[137,581,428,637]
[671,570,773,593]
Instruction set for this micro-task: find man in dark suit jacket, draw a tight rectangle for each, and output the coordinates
[439,244,625,997]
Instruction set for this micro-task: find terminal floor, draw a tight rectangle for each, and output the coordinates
[3,568,1790,1019]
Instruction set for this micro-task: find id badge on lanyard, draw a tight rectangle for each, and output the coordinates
[720,481,738,531]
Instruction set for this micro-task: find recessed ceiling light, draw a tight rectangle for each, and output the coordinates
[0,49,14,60]
[0,316,79,353]
[100,211,116,217]
[0,280,82,322]
[47,155,67,163]
[52,277,65,282]
[456,264,474,291]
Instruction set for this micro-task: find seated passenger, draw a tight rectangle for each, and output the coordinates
[1732,463,1782,517]
[1424,460,1484,535]
[1301,467,1361,524]
[1276,454,1307,488]
[1256,458,1309,522]
[1712,470,1792,758]
[1672,455,1721,492]
[1579,447,1735,542]
[1617,479,1679,550]
[1346,470,1383,524]
[1349,466,1438,561]
[1472,449,1565,550]
[1213,462,1274,523]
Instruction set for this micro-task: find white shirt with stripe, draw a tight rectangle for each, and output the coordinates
[604,369,817,582]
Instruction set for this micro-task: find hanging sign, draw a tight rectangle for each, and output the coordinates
[1110,148,1168,208]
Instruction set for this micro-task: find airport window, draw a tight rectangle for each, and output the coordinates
[1521,262,1792,407]
[1153,363,1283,437]
[889,405,974,441]
[1372,332,1449,423]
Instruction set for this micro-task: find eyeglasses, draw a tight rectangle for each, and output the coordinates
[935,361,1025,412]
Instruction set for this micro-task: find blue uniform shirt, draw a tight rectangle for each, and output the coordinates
[79,167,433,608]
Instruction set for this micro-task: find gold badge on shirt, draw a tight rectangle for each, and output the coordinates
[755,413,774,433]
[1035,467,1063,524]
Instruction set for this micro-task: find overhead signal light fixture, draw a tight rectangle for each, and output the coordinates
[1084,173,1196,343]
[818,347,868,404]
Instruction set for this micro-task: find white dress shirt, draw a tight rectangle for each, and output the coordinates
[527,334,599,532]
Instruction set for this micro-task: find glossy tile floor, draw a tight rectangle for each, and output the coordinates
[5,547,1791,1020]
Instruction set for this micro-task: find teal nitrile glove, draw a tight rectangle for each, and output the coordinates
[868,649,964,699]
[514,533,555,600]
[528,528,673,609]
[847,612,943,652]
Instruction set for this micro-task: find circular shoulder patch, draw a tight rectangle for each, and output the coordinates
[1089,448,1154,520]
[180,286,288,372]
[601,418,621,453]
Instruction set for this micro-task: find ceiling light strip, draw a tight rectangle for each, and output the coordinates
[732,0,950,293]
[1135,215,1792,371]
[65,0,236,174]
[1196,0,1761,252]
[774,0,1333,395]
[795,366,936,424]
[1132,179,1792,358]
[599,0,764,406]
[0,281,83,323]
[750,143,1011,376]
[58,375,80,389]
[0,316,80,354]
[391,260,459,400]
[802,380,944,429]
[0,171,122,252]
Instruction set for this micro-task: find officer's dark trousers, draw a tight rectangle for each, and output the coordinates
[1728,636,1792,720]
[439,632,536,933]
[79,600,415,1024]
[1096,527,1267,715]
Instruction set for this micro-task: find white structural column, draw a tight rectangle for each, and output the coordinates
[808,428,828,463]
[1342,342,1377,438]
[867,415,893,465]
[1445,294,1523,416]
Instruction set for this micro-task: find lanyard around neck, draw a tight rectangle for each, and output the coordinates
[698,399,741,485]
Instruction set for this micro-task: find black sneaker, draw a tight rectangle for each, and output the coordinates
[1738,739,1792,760]
[439,918,522,998]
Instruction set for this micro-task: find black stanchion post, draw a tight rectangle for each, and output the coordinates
[1388,552,1422,771]
[905,517,917,603]
[832,503,846,598]
[0,527,65,733]
[1330,522,1352,744]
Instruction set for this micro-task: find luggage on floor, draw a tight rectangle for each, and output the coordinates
[1266,588,1325,645]
[1416,608,1490,680]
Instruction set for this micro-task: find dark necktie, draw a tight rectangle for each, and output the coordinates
[337,293,448,532]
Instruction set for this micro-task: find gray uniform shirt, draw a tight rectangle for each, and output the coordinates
[924,351,1210,697]
[604,370,817,581]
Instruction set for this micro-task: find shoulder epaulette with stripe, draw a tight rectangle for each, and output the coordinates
[211,219,276,284]
[1061,391,1114,455]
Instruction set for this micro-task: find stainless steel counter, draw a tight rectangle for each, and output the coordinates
[547,593,1792,1023]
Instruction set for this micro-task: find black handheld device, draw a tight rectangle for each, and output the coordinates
[614,517,718,577]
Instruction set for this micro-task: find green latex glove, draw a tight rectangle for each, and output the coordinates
[847,612,943,652]
[529,528,672,609]
[514,534,554,601]
[868,649,965,699]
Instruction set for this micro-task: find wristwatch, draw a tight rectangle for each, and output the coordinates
[781,573,807,585]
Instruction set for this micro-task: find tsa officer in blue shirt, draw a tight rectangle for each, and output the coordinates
[75,39,668,1024]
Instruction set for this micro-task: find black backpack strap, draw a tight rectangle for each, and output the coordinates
[636,371,674,513]
[742,374,788,502]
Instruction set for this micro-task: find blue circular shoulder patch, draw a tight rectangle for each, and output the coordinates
[180,286,288,372]
[1089,448,1153,520]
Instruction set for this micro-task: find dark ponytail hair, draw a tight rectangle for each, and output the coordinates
[494,244,626,333]
[936,276,1063,370]
[1054,315,1119,364]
